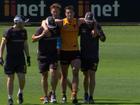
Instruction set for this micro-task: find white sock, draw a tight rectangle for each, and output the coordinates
[8,95,12,99]
[18,89,23,95]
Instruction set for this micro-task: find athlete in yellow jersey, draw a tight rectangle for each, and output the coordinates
[41,5,85,104]
[61,18,79,51]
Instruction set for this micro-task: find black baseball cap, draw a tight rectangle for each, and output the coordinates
[45,16,57,29]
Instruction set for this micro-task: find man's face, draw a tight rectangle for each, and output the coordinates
[65,9,74,19]
[16,22,24,29]
[51,8,60,18]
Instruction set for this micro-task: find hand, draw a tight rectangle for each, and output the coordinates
[27,56,31,67]
[91,29,97,38]
[0,57,4,66]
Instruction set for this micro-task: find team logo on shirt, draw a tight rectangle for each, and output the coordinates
[82,29,87,33]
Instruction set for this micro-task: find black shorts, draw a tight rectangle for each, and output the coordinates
[38,56,58,73]
[4,64,26,75]
[60,50,80,65]
[4,56,26,75]
[81,58,99,72]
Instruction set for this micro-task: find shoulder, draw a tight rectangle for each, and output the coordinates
[42,20,46,23]
[4,27,13,36]
[62,18,67,23]
[63,18,67,21]
[5,27,13,33]
[94,21,101,27]
[3,27,14,39]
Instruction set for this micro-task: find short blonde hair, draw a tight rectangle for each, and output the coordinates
[50,3,61,10]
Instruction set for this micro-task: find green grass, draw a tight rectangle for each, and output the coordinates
[0,26,140,105]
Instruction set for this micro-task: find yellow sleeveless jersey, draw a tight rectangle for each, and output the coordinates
[61,18,79,51]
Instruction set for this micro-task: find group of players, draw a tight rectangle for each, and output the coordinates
[0,3,106,105]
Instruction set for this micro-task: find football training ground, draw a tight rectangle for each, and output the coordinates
[0,26,140,105]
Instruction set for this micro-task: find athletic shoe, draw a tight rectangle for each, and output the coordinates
[50,94,57,103]
[40,96,45,101]
[84,93,89,103]
[17,93,23,104]
[72,97,78,104]
[62,95,67,103]
[88,96,95,104]
[43,97,49,104]
[8,98,13,105]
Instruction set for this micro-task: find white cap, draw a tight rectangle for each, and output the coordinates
[13,15,29,23]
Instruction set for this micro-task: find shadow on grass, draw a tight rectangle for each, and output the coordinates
[94,102,140,105]
[23,104,42,105]
[22,103,82,105]
[19,99,140,105]
[78,98,140,105]
[95,98,130,101]
[22,102,82,105]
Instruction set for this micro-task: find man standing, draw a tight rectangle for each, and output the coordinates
[49,3,72,99]
[59,6,81,104]
[79,12,106,104]
[32,16,60,104]
[0,15,30,105]
[41,5,85,104]
[41,3,72,102]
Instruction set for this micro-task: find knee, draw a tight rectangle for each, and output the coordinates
[7,75,14,81]
[50,70,57,77]
[42,73,48,80]
[71,59,81,71]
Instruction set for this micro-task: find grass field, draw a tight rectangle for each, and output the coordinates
[0,26,140,105]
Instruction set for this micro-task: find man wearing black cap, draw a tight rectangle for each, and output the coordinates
[32,16,60,104]
[0,15,30,105]
[79,12,106,104]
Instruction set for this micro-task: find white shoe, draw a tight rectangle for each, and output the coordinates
[43,97,48,104]
[50,95,57,103]
[62,95,67,103]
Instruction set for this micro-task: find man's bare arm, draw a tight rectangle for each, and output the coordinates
[41,20,48,30]
[55,19,63,27]
[24,40,31,66]
[24,40,30,57]
[0,37,7,65]
[95,23,106,42]
[32,31,47,42]
[41,19,62,31]
[0,37,6,58]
